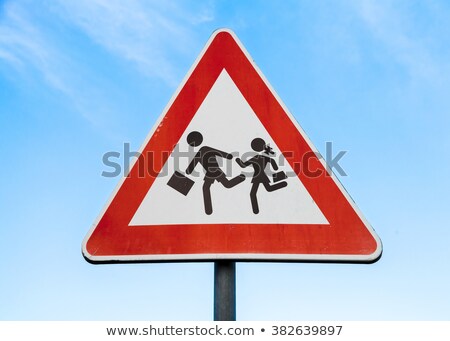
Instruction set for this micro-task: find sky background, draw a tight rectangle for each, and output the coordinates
[1,0,449,320]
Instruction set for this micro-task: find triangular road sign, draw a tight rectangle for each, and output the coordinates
[82,29,382,263]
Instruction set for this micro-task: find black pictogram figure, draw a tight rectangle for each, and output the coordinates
[185,131,245,215]
[236,138,287,214]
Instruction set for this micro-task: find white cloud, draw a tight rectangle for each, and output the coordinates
[350,0,445,84]
[0,2,107,128]
[0,0,215,128]
[53,0,214,86]
[0,3,69,92]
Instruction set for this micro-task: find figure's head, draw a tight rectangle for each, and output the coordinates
[187,131,203,147]
[251,137,265,152]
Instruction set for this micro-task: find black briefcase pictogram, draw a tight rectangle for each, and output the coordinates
[167,171,195,196]
[272,170,287,183]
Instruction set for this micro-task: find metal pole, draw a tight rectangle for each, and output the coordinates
[214,261,236,321]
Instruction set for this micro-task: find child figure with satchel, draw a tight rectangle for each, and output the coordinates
[236,137,288,214]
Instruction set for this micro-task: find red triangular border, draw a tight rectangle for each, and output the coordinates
[83,29,382,262]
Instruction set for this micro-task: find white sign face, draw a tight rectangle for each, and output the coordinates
[130,70,328,226]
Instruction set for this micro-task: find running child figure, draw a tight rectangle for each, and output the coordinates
[236,138,287,214]
[185,131,245,215]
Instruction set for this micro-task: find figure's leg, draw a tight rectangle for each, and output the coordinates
[263,181,287,192]
[203,179,214,215]
[250,183,260,214]
[218,173,246,188]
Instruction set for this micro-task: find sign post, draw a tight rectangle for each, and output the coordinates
[214,261,236,321]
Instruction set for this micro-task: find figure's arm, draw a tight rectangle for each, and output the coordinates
[207,146,233,160]
[236,157,251,168]
[270,158,279,171]
[186,153,201,174]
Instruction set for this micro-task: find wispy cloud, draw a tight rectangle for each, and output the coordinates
[53,0,214,86]
[0,0,215,127]
[0,3,70,93]
[0,2,109,129]
[349,0,449,85]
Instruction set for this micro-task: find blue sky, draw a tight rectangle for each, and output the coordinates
[1,0,450,320]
